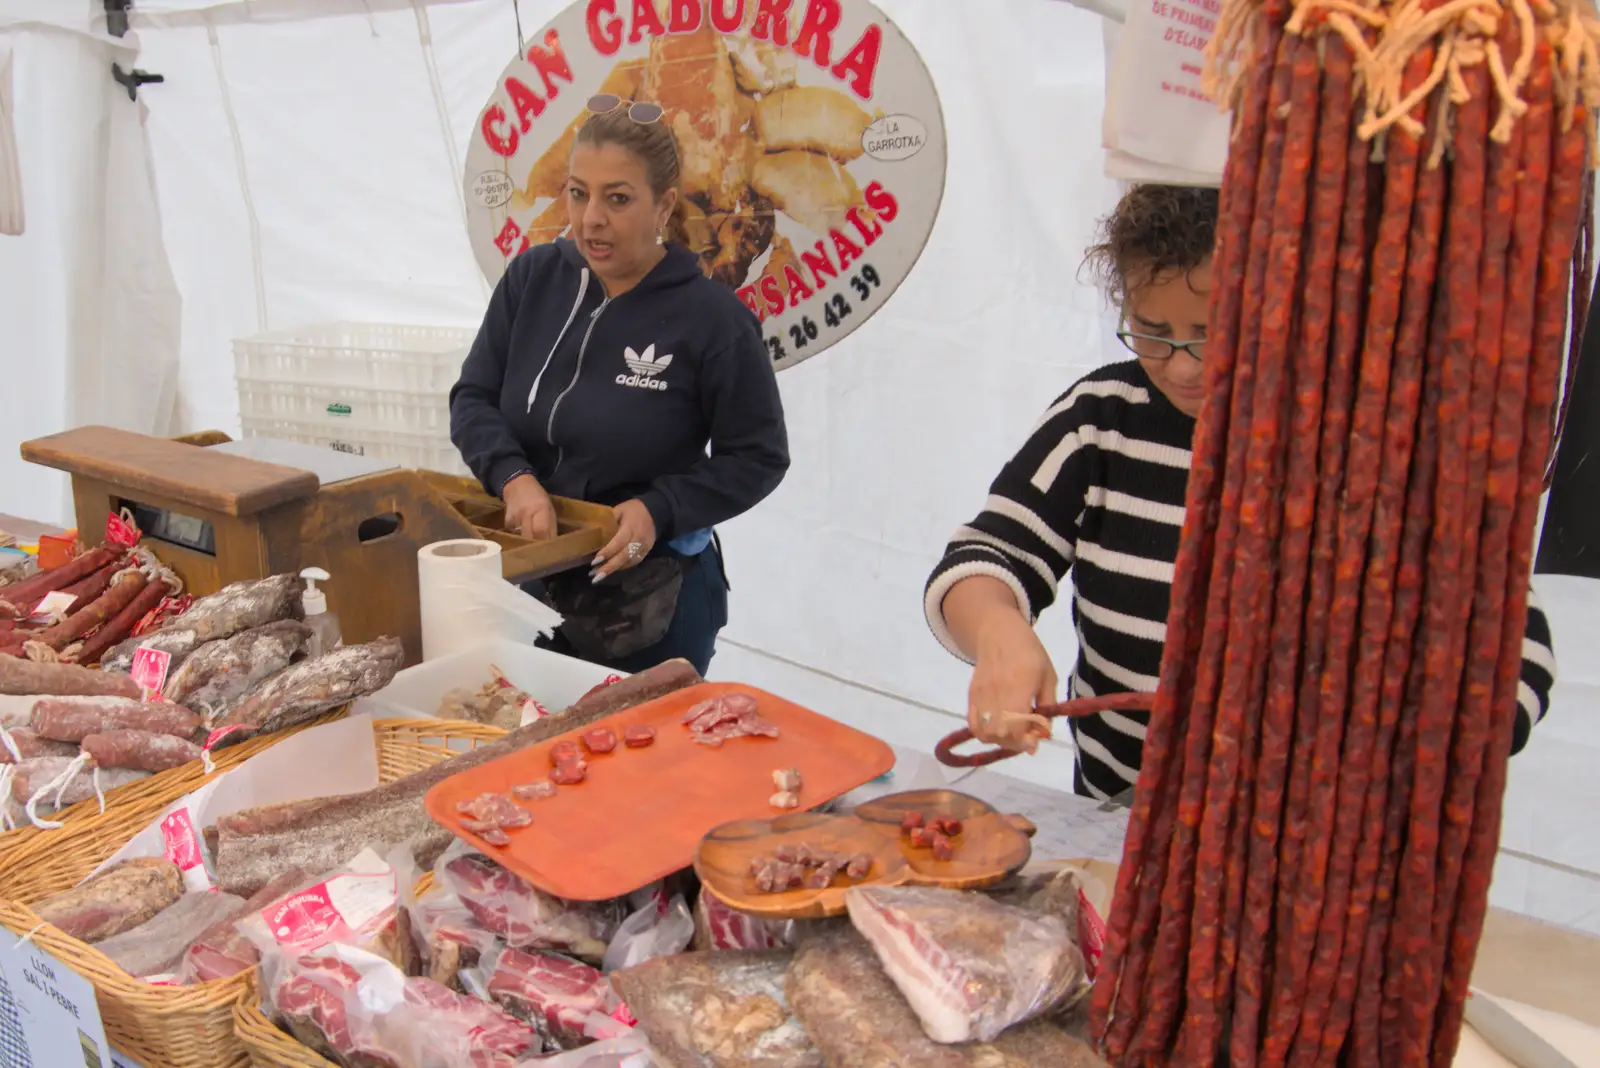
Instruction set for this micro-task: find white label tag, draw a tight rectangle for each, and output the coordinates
[0,927,115,1066]
[28,590,75,621]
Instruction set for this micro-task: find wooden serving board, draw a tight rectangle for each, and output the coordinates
[423,682,895,901]
[695,812,910,919]
[696,789,1037,919]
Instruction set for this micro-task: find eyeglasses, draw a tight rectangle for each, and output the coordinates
[587,94,664,124]
[1116,329,1206,362]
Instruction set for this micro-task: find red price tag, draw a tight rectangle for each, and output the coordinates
[204,725,249,751]
[130,646,171,700]
[106,511,141,548]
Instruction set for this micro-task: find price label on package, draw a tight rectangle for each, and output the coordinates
[129,647,171,701]
[0,927,116,1067]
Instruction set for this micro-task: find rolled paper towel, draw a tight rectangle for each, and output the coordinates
[417,540,563,661]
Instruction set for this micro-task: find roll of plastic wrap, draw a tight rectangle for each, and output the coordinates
[417,539,563,662]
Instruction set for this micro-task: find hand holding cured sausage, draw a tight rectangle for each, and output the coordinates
[590,499,658,582]
[968,609,1057,756]
[502,475,558,541]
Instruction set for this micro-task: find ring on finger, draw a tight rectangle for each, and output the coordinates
[626,541,645,561]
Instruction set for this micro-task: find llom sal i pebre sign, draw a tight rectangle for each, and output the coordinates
[464,0,947,370]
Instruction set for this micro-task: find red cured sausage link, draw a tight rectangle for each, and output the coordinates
[74,578,171,666]
[0,548,117,618]
[1385,84,1497,1068]
[1331,103,1523,1068]
[1230,37,1363,1068]
[1112,29,1295,1065]
[60,558,123,615]
[34,570,149,651]
[1432,83,1585,1068]
[1300,77,1484,1068]
[1090,20,1282,1055]
[1183,32,1321,1065]
[1417,70,1511,1050]
[1261,45,1433,1067]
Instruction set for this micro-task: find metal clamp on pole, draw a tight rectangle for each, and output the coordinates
[104,0,164,101]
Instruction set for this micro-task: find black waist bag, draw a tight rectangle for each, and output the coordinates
[544,555,687,660]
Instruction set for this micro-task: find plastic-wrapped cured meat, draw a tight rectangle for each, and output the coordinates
[236,848,419,975]
[692,890,793,952]
[80,729,201,772]
[31,696,201,742]
[95,890,246,978]
[211,659,704,897]
[0,727,78,763]
[785,926,1106,1068]
[405,879,499,992]
[435,844,622,963]
[32,858,183,943]
[611,949,822,1068]
[179,867,311,984]
[101,574,304,673]
[843,885,1087,1043]
[212,637,405,740]
[484,945,617,1050]
[162,620,314,717]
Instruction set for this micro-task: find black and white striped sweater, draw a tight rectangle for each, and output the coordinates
[925,360,1557,800]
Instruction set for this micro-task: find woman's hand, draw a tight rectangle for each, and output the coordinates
[967,606,1058,755]
[591,500,658,582]
[503,475,558,541]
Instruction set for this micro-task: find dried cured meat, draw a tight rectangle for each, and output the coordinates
[772,767,802,793]
[80,729,201,773]
[749,844,872,894]
[102,573,303,673]
[624,724,656,748]
[549,760,588,786]
[0,728,77,763]
[581,726,617,754]
[162,620,314,717]
[549,741,581,767]
[95,890,246,978]
[180,867,310,984]
[613,949,822,1068]
[0,655,141,697]
[33,858,183,943]
[683,692,780,747]
[31,696,201,743]
[769,790,801,810]
[437,846,622,962]
[486,946,613,1051]
[455,792,533,829]
[214,637,404,740]
[511,780,558,801]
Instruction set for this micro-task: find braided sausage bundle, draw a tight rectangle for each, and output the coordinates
[1087,0,1598,1064]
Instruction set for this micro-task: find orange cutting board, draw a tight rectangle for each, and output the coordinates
[423,682,896,901]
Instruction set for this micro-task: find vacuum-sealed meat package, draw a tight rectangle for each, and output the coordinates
[404,873,500,991]
[843,884,1086,1043]
[481,945,622,1052]
[692,889,793,952]
[179,867,311,984]
[786,925,1104,1068]
[262,946,537,1068]
[611,950,822,1068]
[236,847,419,974]
[95,890,246,979]
[435,843,621,963]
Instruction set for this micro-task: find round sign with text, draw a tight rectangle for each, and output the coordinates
[464,0,946,370]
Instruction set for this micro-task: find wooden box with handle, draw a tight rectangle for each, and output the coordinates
[20,427,616,665]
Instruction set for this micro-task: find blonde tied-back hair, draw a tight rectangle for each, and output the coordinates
[573,105,692,246]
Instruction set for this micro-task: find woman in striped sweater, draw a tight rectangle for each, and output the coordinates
[924,184,1556,800]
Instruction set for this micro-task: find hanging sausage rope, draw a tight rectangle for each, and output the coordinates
[1058,0,1600,1062]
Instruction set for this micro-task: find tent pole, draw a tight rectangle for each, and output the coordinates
[103,0,163,101]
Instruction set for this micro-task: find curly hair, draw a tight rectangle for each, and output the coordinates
[1082,184,1220,308]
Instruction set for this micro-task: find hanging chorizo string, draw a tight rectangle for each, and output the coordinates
[937,0,1597,1062]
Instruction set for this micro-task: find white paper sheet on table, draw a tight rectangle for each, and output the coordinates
[92,714,380,885]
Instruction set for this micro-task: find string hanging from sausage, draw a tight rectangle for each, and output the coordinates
[935,0,1597,1062]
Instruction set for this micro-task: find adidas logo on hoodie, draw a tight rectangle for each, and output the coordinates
[616,344,672,391]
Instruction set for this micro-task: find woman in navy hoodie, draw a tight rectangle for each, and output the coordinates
[450,97,790,676]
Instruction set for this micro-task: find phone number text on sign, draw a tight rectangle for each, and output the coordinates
[462,0,946,372]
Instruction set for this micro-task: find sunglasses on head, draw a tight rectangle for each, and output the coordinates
[587,94,664,124]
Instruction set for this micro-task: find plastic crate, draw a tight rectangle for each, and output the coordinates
[237,380,452,434]
[233,321,474,392]
[239,415,469,476]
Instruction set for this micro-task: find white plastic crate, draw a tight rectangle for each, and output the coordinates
[233,321,475,392]
[237,380,452,434]
[239,415,469,476]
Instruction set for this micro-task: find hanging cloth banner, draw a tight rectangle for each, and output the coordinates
[463,0,947,371]
[1101,0,1228,186]
[0,43,22,236]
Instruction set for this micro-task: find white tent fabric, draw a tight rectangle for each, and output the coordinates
[0,0,1595,933]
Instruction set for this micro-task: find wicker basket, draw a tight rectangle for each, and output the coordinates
[234,997,343,1068]
[0,718,505,1068]
[0,711,346,862]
